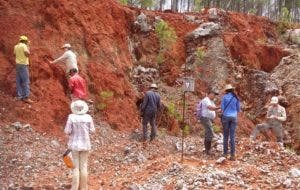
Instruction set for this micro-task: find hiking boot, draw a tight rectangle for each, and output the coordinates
[222,154,228,159]
[204,141,212,155]
[150,136,156,142]
[205,149,214,156]
[22,98,34,104]
[229,155,236,161]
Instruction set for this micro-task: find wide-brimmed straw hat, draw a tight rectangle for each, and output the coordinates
[150,83,158,89]
[61,43,71,49]
[71,100,89,115]
[270,96,279,104]
[224,84,234,91]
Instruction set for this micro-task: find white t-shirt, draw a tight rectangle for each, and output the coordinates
[53,50,78,73]
[201,97,216,119]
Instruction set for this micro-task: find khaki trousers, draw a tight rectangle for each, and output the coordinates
[251,122,283,142]
[71,151,89,190]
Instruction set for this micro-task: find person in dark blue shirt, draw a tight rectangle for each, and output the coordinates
[141,84,161,141]
[220,84,240,161]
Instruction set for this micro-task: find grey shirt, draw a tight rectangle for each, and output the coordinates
[141,90,160,113]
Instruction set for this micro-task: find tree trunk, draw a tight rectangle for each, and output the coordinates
[159,0,164,11]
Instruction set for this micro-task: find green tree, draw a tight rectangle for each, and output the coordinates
[194,0,203,11]
[139,0,154,9]
[155,20,177,50]
[119,0,128,5]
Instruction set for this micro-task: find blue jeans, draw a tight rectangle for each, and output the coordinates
[222,116,237,156]
[16,64,30,99]
[142,111,157,140]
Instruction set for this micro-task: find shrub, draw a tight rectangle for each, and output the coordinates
[212,124,222,134]
[156,52,166,65]
[195,47,205,65]
[194,0,203,11]
[167,102,182,121]
[277,7,292,34]
[155,20,177,51]
[119,0,128,5]
[139,0,154,9]
[97,90,114,110]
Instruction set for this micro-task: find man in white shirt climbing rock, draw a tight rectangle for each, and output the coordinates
[50,43,78,74]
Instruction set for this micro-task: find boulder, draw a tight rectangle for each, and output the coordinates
[135,12,149,32]
[187,22,221,39]
[208,8,218,20]
[284,29,300,45]
[289,168,300,178]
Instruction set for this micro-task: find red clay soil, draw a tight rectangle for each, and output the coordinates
[223,12,289,72]
[0,0,139,134]
[0,0,288,137]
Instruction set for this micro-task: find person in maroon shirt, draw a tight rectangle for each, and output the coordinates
[69,68,87,101]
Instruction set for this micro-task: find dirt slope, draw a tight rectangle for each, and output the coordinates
[0,0,140,134]
[0,0,293,144]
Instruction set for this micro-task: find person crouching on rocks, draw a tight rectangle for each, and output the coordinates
[197,90,220,155]
[69,68,87,101]
[250,96,286,144]
[64,100,95,190]
[140,83,161,142]
[220,84,240,161]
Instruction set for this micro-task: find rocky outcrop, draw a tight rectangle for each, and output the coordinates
[271,52,300,152]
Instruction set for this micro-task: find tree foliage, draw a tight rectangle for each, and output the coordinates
[117,0,300,23]
[155,20,177,51]
[119,0,128,5]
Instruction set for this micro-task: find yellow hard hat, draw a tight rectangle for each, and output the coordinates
[19,35,28,41]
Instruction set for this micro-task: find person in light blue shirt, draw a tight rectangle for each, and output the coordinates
[220,84,240,161]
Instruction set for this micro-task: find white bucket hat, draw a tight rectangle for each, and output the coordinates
[62,43,71,49]
[150,83,158,89]
[225,84,234,91]
[71,100,89,115]
[270,96,279,104]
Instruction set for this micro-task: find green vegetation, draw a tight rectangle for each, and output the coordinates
[277,7,292,34]
[156,52,166,65]
[183,124,190,136]
[97,90,114,110]
[212,124,222,133]
[155,20,177,51]
[119,0,128,5]
[167,102,182,121]
[194,0,203,11]
[139,0,154,9]
[195,47,206,65]
[154,20,177,64]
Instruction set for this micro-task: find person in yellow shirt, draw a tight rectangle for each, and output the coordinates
[14,35,33,103]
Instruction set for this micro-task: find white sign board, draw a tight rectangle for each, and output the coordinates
[183,77,195,92]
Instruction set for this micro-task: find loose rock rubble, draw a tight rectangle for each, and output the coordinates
[1,122,299,189]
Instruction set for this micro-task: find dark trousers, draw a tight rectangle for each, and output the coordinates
[142,112,157,140]
[222,116,237,156]
[200,117,214,153]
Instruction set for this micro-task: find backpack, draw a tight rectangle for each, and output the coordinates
[196,100,203,119]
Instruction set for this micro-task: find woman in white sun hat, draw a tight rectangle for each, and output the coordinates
[64,100,95,190]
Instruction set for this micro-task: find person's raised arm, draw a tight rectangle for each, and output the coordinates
[51,51,67,64]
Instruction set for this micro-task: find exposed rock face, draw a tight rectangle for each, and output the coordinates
[271,52,300,152]
[135,12,150,33]
[284,29,300,45]
[187,22,221,39]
